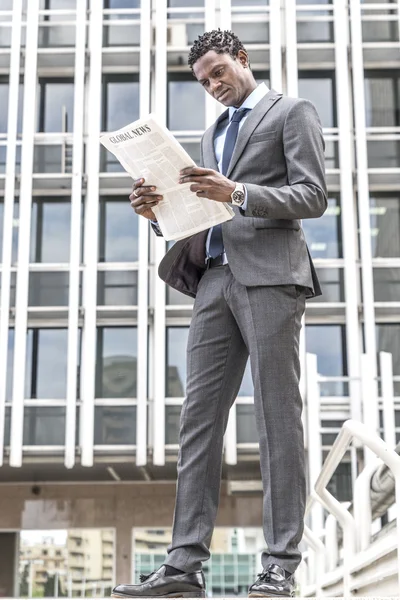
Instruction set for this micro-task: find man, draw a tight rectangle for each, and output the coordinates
[113,29,327,599]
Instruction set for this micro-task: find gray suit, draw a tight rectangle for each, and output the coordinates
[159,88,327,575]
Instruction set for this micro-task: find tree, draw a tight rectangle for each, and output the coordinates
[19,564,29,597]
[43,574,65,597]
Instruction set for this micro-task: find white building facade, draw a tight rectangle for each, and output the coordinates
[0,0,399,593]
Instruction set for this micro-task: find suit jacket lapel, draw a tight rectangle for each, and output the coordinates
[226,89,283,179]
[202,109,229,170]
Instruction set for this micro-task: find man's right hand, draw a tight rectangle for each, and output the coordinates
[129,178,163,221]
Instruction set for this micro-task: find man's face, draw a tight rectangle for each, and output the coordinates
[193,49,251,108]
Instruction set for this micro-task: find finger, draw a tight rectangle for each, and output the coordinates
[131,195,162,208]
[190,183,210,192]
[133,178,144,188]
[133,202,159,214]
[180,175,210,184]
[179,166,212,177]
[195,190,208,197]
[129,186,157,201]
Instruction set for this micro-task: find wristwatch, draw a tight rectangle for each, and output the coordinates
[230,182,246,207]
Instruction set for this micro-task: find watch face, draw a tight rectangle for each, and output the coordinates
[232,191,244,204]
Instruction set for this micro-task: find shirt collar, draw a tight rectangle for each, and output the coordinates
[228,82,270,121]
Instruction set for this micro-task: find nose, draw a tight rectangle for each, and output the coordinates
[210,80,221,96]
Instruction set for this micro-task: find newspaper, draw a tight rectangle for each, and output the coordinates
[100,114,234,241]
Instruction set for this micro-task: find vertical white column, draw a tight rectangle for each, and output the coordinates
[380,352,396,449]
[136,0,151,467]
[225,405,237,465]
[0,0,23,466]
[64,0,87,469]
[153,0,168,466]
[269,0,283,92]
[284,0,298,98]
[350,0,378,388]
[9,0,40,468]
[205,0,218,127]
[81,1,103,467]
[219,0,231,31]
[306,353,324,536]
[334,0,362,422]
[361,353,379,465]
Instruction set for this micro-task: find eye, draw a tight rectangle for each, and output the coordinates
[215,69,223,77]
[203,80,209,87]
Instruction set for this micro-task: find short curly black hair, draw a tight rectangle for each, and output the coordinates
[188,29,248,72]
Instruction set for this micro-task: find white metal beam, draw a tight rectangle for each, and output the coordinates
[0,0,23,466]
[380,351,396,449]
[136,0,152,467]
[350,0,378,392]
[64,0,87,469]
[153,0,168,466]
[9,0,40,468]
[334,0,362,424]
[270,0,283,93]
[284,0,298,98]
[80,0,103,467]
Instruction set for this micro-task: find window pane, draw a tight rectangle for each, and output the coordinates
[365,73,400,127]
[238,361,253,396]
[94,406,137,444]
[367,140,400,168]
[166,286,194,305]
[103,20,140,46]
[166,327,188,397]
[168,77,205,131]
[297,19,333,42]
[95,327,138,398]
[37,80,74,132]
[97,271,138,305]
[29,272,71,306]
[237,404,258,443]
[106,0,140,7]
[102,76,140,132]
[306,325,347,396]
[4,407,10,446]
[363,20,398,43]
[370,194,400,257]
[298,74,336,128]
[30,200,71,263]
[373,268,400,302]
[6,329,14,402]
[25,329,68,399]
[165,405,181,444]
[23,407,65,445]
[99,198,139,262]
[232,21,269,44]
[0,81,8,133]
[309,268,345,302]
[303,195,342,258]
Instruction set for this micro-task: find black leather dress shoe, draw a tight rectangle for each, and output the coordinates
[111,565,206,598]
[248,564,295,597]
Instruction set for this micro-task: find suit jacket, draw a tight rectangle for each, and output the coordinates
[157,88,328,299]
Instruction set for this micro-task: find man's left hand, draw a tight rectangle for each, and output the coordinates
[179,167,235,203]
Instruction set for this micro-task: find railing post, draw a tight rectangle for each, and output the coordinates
[361,354,379,465]
[380,351,396,449]
[306,353,324,537]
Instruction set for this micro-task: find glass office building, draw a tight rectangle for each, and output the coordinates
[0,0,399,594]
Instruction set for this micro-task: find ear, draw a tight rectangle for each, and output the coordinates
[237,49,249,68]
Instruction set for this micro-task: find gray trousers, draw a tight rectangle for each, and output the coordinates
[164,265,306,575]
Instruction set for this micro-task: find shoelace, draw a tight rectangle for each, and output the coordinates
[139,572,155,583]
[257,571,272,583]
